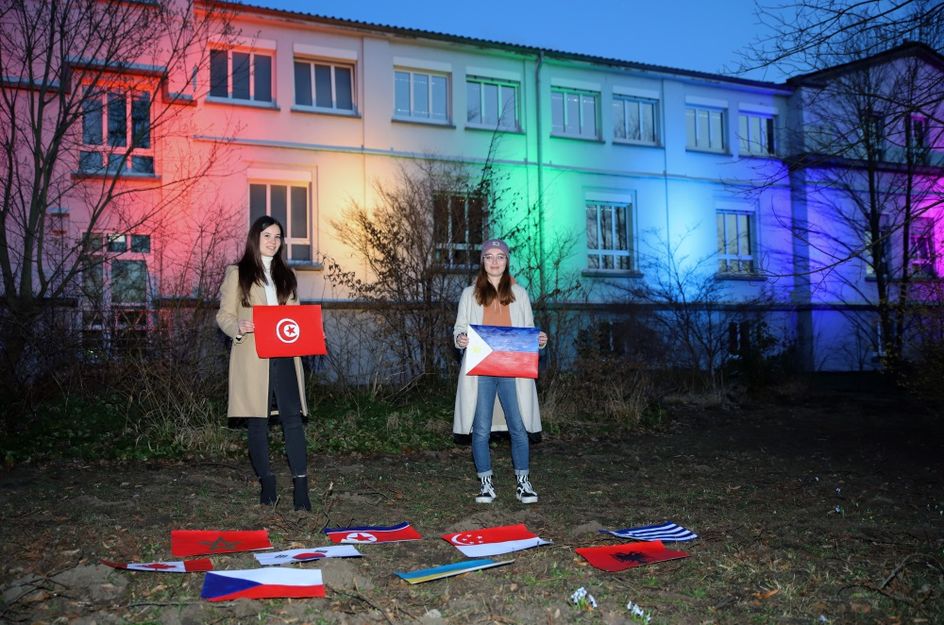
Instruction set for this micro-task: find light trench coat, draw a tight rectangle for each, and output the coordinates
[452,283,542,436]
[216,265,309,420]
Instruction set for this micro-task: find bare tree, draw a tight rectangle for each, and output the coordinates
[743,2,944,370]
[0,0,233,387]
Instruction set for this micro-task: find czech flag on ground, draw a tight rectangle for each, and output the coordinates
[395,559,514,584]
[101,558,213,573]
[465,325,539,379]
[575,540,690,572]
[323,522,422,544]
[442,523,551,558]
[171,529,272,557]
[254,545,362,565]
[201,568,325,601]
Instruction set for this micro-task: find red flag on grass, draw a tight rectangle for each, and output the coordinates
[102,558,213,573]
[171,529,272,557]
[323,522,422,544]
[442,523,551,558]
[575,540,689,572]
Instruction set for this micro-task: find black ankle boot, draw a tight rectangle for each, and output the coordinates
[259,474,277,505]
[293,476,311,511]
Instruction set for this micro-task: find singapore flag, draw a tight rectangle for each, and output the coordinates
[441,523,551,558]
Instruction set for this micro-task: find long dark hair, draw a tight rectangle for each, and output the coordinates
[237,216,297,306]
[474,264,515,307]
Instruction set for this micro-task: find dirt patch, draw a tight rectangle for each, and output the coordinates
[2,388,942,624]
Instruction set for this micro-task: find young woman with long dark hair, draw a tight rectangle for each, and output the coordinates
[216,216,311,511]
[453,239,548,504]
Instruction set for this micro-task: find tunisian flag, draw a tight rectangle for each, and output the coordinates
[442,523,551,558]
[575,540,689,572]
[171,529,272,557]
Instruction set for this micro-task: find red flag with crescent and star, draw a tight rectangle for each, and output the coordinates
[253,305,327,358]
[441,523,551,558]
[574,540,690,572]
[323,522,422,544]
[171,529,272,557]
[101,558,213,573]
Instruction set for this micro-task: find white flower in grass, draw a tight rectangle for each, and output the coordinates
[570,587,597,610]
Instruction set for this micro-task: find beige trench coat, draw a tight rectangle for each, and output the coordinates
[216,265,309,420]
[452,283,542,435]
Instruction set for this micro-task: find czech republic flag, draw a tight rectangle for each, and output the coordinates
[466,325,539,379]
[201,568,325,601]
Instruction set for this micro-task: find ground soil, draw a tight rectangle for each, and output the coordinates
[2,381,942,625]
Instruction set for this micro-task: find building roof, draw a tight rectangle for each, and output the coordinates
[787,40,944,85]
[209,0,791,91]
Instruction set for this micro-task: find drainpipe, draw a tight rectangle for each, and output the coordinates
[534,50,546,296]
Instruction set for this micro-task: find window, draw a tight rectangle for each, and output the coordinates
[294,59,354,112]
[249,183,311,262]
[865,215,891,278]
[905,116,929,164]
[394,70,449,123]
[586,200,633,271]
[717,211,754,274]
[466,77,518,131]
[865,114,885,160]
[551,87,599,139]
[209,48,273,103]
[81,232,152,352]
[80,89,153,174]
[433,193,485,267]
[686,106,725,152]
[612,96,657,145]
[909,217,936,277]
[738,113,775,155]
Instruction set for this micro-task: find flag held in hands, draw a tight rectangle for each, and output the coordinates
[254,545,362,565]
[442,523,551,558]
[101,558,213,573]
[253,304,327,358]
[323,522,422,544]
[465,325,539,379]
[601,521,698,542]
[171,529,272,557]
[201,568,325,601]
[575,540,690,572]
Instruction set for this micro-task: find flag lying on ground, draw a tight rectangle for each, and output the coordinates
[171,529,272,557]
[201,568,325,601]
[465,325,539,379]
[442,523,551,558]
[101,558,213,573]
[254,545,362,565]
[323,522,422,544]
[601,521,698,542]
[395,558,514,584]
[575,540,689,572]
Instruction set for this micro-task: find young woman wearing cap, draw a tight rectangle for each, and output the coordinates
[216,216,311,511]
[453,239,548,504]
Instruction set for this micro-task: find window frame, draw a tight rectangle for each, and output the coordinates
[686,105,726,153]
[716,209,755,275]
[208,47,274,104]
[433,192,486,269]
[612,95,659,146]
[79,87,155,175]
[551,87,600,140]
[393,68,450,124]
[738,112,776,156]
[465,76,519,132]
[909,216,936,278]
[293,58,356,114]
[585,199,634,272]
[248,181,313,263]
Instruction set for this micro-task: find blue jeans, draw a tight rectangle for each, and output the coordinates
[471,375,529,477]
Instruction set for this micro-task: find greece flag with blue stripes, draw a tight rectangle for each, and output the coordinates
[602,522,698,542]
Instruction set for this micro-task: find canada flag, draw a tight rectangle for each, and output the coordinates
[441,523,551,558]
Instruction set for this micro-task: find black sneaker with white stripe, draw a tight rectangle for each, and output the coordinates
[515,475,538,504]
[475,475,496,503]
